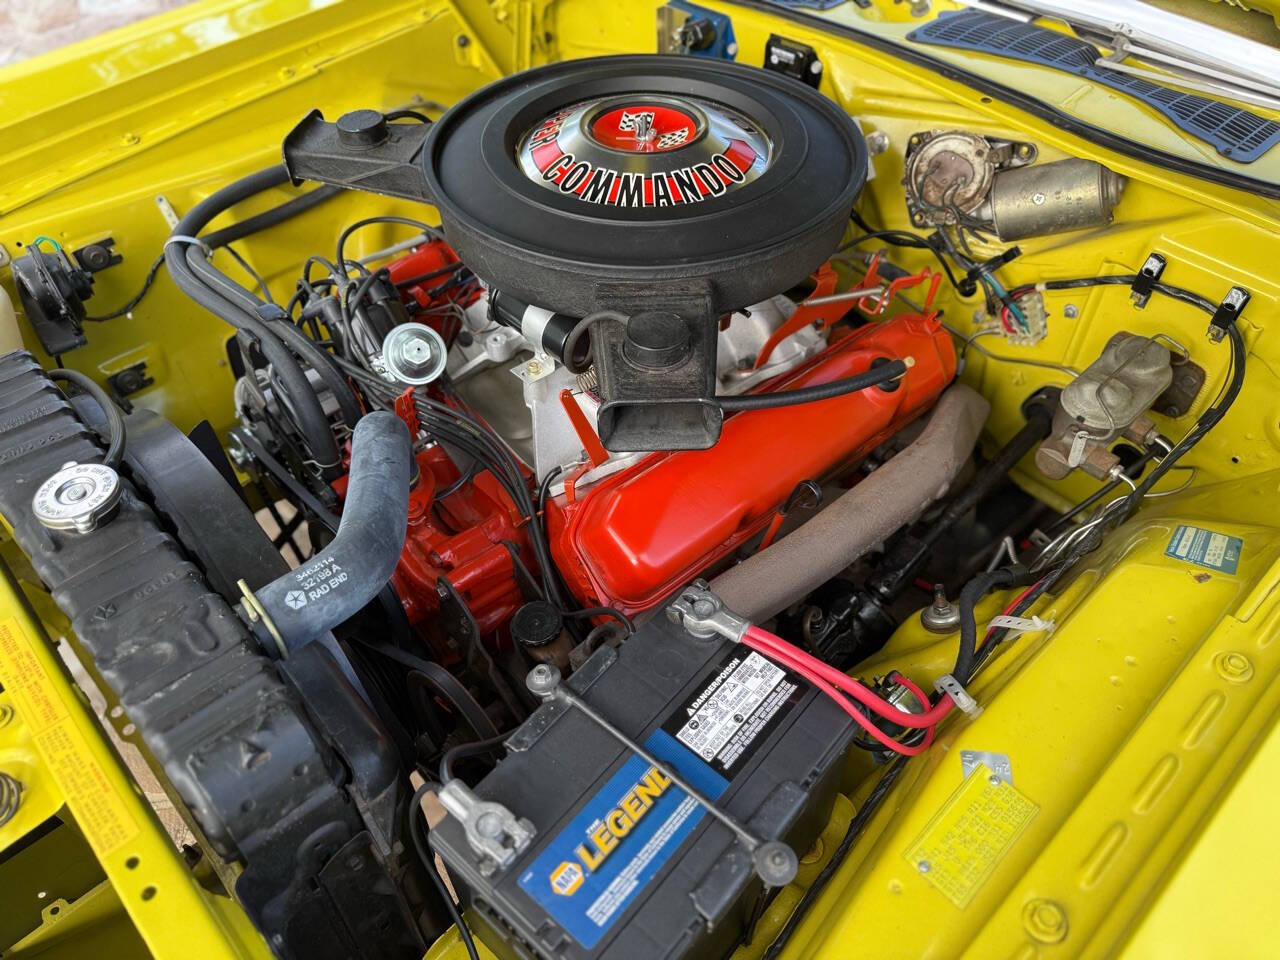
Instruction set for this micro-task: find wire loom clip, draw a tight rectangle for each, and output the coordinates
[934,673,983,717]
[986,614,1055,638]
[1129,252,1167,309]
[1209,286,1250,343]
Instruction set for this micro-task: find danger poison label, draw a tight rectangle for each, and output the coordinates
[663,649,803,777]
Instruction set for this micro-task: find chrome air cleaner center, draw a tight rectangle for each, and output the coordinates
[518,95,772,207]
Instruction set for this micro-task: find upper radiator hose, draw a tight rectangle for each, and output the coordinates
[248,411,411,654]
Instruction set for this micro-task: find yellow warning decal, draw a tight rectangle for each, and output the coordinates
[0,617,138,857]
[904,764,1037,908]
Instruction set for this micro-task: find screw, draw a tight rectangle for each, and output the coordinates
[989,773,1002,786]
[61,482,90,503]
[809,59,823,75]
[457,34,470,47]
[121,132,140,146]
[526,359,543,376]
[865,131,890,156]
[1063,304,1079,319]
[917,860,931,874]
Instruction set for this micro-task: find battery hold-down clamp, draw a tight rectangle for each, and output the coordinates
[525,660,800,889]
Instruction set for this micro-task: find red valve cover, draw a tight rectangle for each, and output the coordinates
[547,310,956,614]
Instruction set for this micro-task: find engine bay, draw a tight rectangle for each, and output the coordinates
[1,2,1278,958]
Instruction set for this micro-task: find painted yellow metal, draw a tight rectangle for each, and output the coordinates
[1,0,1279,957]
[0,561,272,959]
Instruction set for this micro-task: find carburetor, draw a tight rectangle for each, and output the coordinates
[1035,332,1173,480]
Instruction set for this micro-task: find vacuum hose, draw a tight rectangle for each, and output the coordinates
[710,384,990,622]
[251,411,411,653]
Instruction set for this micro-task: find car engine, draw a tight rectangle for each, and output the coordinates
[0,13,1271,960]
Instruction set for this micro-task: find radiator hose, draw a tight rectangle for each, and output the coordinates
[710,384,990,622]
[249,411,411,654]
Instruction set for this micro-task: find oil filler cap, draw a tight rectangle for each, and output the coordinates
[511,601,563,649]
[32,460,121,534]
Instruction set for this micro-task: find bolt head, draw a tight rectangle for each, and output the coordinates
[753,841,798,887]
[526,663,562,698]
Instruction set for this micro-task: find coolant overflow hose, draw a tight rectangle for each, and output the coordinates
[250,411,411,654]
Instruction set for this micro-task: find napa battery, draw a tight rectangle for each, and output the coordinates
[429,610,856,959]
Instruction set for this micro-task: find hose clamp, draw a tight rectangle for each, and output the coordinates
[237,578,288,659]
[667,580,750,643]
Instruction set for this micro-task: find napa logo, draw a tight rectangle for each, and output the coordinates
[550,861,584,896]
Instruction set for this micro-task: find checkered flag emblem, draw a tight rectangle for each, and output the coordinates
[617,110,655,131]
[656,128,690,148]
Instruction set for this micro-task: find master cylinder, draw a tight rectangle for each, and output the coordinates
[1035,332,1172,480]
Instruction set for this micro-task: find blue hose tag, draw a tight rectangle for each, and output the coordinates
[1165,524,1242,574]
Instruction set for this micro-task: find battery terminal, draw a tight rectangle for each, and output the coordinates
[437,779,536,877]
[667,580,750,643]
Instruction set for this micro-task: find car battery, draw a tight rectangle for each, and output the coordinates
[429,600,857,959]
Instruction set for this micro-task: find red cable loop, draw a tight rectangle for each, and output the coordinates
[735,579,1044,757]
[744,625,954,728]
[741,632,935,756]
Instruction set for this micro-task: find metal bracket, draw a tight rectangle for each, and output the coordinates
[666,580,751,644]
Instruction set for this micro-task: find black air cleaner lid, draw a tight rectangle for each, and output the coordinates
[422,55,866,316]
